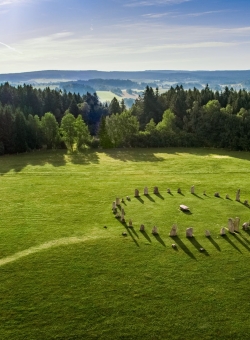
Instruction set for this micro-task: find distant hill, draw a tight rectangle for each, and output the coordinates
[1,70,250,97]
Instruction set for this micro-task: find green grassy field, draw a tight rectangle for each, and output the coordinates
[1,148,250,340]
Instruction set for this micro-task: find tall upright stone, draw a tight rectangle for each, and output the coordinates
[129,219,133,227]
[140,224,145,231]
[205,230,211,237]
[121,212,125,223]
[134,189,139,197]
[186,227,193,237]
[234,217,240,232]
[191,185,195,194]
[242,222,249,230]
[220,227,226,236]
[236,189,240,202]
[177,188,182,194]
[144,187,148,195]
[228,218,235,233]
[121,208,125,216]
[116,197,121,205]
[152,226,158,234]
[153,186,159,194]
[112,201,116,210]
[169,225,177,237]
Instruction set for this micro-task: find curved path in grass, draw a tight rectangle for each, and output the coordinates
[0,235,105,267]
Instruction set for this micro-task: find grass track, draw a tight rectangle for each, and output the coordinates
[1,148,250,339]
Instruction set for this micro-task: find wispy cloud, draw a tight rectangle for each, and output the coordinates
[143,9,233,19]
[0,41,22,54]
[125,0,190,7]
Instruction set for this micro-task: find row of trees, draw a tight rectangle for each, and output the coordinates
[1,82,250,154]
[0,104,90,155]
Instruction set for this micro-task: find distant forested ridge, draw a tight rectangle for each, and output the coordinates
[0,82,250,155]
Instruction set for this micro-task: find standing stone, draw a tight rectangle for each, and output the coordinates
[152,226,158,234]
[191,185,195,194]
[144,187,149,195]
[121,208,125,215]
[214,192,220,198]
[186,227,193,238]
[169,225,177,237]
[234,217,240,232]
[116,197,121,205]
[134,189,139,197]
[220,227,226,236]
[121,213,125,223]
[236,189,240,202]
[167,188,171,194]
[228,218,235,233]
[242,222,249,230]
[203,190,206,196]
[126,196,130,201]
[112,201,116,210]
[140,224,145,231]
[129,219,133,227]
[226,194,230,199]
[177,188,182,194]
[205,230,211,237]
[153,186,159,194]
[244,200,249,206]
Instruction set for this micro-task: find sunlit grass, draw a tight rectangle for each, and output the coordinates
[0,148,250,339]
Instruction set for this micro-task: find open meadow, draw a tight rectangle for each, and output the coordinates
[1,148,250,339]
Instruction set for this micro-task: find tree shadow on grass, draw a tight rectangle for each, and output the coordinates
[170,236,197,260]
[152,233,166,247]
[187,237,209,256]
[222,235,242,253]
[103,149,165,163]
[144,194,155,202]
[135,196,144,204]
[140,230,152,243]
[69,150,100,165]
[207,236,221,251]
[0,150,67,175]
[154,193,164,200]
[233,233,250,251]
[192,193,204,200]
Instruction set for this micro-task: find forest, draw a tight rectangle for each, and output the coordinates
[0,82,250,155]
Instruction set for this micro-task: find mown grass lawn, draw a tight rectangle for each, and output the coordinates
[0,148,250,340]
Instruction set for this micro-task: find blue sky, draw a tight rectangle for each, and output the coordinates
[0,0,250,73]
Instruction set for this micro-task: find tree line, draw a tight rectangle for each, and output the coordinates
[1,82,250,155]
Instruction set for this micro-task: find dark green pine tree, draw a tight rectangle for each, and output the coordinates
[109,97,121,115]
[14,110,27,153]
[68,98,79,117]
[98,115,113,148]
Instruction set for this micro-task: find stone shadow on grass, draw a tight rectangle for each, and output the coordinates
[135,196,144,204]
[129,226,139,239]
[239,231,250,244]
[170,236,197,260]
[207,236,221,251]
[124,225,140,247]
[238,201,250,209]
[233,233,250,251]
[187,237,209,256]
[191,193,204,200]
[154,193,164,200]
[140,230,152,243]
[144,194,155,202]
[223,235,242,253]
[119,220,140,247]
[152,233,166,247]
